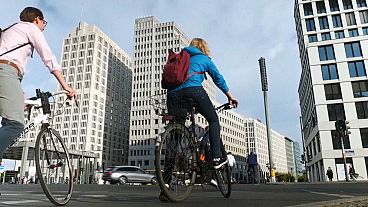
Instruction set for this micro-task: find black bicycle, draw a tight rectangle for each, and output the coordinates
[154,98,233,202]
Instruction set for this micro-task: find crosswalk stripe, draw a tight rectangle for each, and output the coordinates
[0,200,41,205]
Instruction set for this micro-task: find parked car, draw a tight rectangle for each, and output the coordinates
[102,166,157,185]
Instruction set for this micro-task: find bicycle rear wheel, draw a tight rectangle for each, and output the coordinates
[155,123,197,202]
[215,142,231,198]
[35,127,73,206]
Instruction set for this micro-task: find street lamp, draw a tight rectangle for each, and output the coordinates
[258,57,275,183]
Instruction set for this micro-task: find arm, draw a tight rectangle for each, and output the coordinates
[52,70,76,98]
[206,59,239,107]
[27,25,62,74]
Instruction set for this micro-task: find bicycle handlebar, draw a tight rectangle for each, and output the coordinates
[28,89,78,107]
[215,103,235,111]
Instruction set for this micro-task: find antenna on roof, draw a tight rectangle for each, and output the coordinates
[80,0,84,23]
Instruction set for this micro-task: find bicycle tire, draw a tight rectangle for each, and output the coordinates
[155,122,197,202]
[35,128,73,206]
[216,142,231,198]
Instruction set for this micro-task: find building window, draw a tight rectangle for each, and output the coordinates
[322,64,338,80]
[348,61,366,77]
[332,14,343,27]
[331,130,351,149]
[356,102,368,119]
[343,0,353,9]
[319,16,329,30]
[346,12,356,25]
[303,3,313,16]
[352,80,368,98]
[324,83,342,100]
[319,45,335,61]
[327,103,345,121]
[308,34,318,42]
[316,1,326,13]
[345,42,362,58]
[144,160,149,166]
[363,27,368,35]
[330,0,340,11]
[360,10,368,24]
[361,128,368,148]
[335,30,345,39]
[321,32,331,41]
[348,29,359,37]
[357,0,367,7]
[306,18,316,31]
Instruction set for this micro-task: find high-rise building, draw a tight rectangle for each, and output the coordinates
[295,0,368,181]
[129,16,217,169]
[245,118,288,173]
[293,141,303,175]
[54,22,133,172]
[285,137,296,177]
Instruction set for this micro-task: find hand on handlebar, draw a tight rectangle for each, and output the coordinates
[63,86,76,99]
[229,98,239,108]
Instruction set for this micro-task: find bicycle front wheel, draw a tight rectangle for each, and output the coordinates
[35,128,73,206]
[216,142,231,198]
[155,123,197,202]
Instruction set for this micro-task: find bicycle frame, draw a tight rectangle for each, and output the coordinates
[6,90,70,151]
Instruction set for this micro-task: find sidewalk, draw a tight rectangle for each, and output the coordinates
[290,196,368,207]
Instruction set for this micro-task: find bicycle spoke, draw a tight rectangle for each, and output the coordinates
[155,123,196,202]
[35,128,73,205]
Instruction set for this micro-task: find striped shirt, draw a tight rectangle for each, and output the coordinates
[0,21,61,75]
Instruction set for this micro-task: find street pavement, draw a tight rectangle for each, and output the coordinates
[0,182,368,207]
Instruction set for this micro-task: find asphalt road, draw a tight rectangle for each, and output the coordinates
[0,182,368,207]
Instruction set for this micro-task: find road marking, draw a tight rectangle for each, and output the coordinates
[303,190,354,198]
[80,194,108,198]
[0,200,40,205]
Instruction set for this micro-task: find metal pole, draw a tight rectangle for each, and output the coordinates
[263,91,274,182]
[299,116,309,182]
[341,132,349,181]
[258,57,275,182]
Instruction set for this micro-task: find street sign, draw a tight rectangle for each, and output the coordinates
[0,165,5,173]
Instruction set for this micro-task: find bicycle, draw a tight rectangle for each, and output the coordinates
[153,96,233,202]
[2,89,76,206]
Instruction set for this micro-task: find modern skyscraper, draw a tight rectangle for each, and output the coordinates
[54,22,133,174]
[129,16,216,169]
[295,0,368,181]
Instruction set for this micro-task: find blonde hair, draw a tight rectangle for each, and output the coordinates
[190,38,210,56]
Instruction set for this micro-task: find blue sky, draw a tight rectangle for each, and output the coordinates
[2,0,302,147]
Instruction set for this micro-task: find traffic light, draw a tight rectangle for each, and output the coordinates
[335,119,351,136]
[345,120,351,135]
[335,119,345,132]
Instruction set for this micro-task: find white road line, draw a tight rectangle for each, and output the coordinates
[80,194,108,198]
[0,200,41,205]
[303,190,354,198]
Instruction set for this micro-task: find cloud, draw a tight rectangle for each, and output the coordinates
[2,0,303,146]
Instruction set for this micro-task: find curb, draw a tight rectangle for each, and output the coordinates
[288,196,368,207]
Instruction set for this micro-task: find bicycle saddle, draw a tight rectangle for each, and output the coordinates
[180,98,199,113]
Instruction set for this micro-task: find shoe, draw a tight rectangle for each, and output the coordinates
[213,157,228,169]
[159,192,169,202]
[210,179,218,187]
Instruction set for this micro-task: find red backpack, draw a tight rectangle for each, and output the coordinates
[161,50,203,89]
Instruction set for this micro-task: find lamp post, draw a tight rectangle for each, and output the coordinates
[258,57,275,182]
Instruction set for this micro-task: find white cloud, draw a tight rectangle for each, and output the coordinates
[1,0,303,145]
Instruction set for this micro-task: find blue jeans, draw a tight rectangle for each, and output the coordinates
[0,64,24,157]
[167,86,222,158]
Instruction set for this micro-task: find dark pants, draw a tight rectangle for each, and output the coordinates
[167,86,222,158]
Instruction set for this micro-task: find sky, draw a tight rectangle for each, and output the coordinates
[1,0,302,149]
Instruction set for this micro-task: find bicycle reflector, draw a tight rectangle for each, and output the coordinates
[199,153,205,161]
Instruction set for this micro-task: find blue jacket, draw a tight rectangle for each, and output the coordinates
[172,46,229,93]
